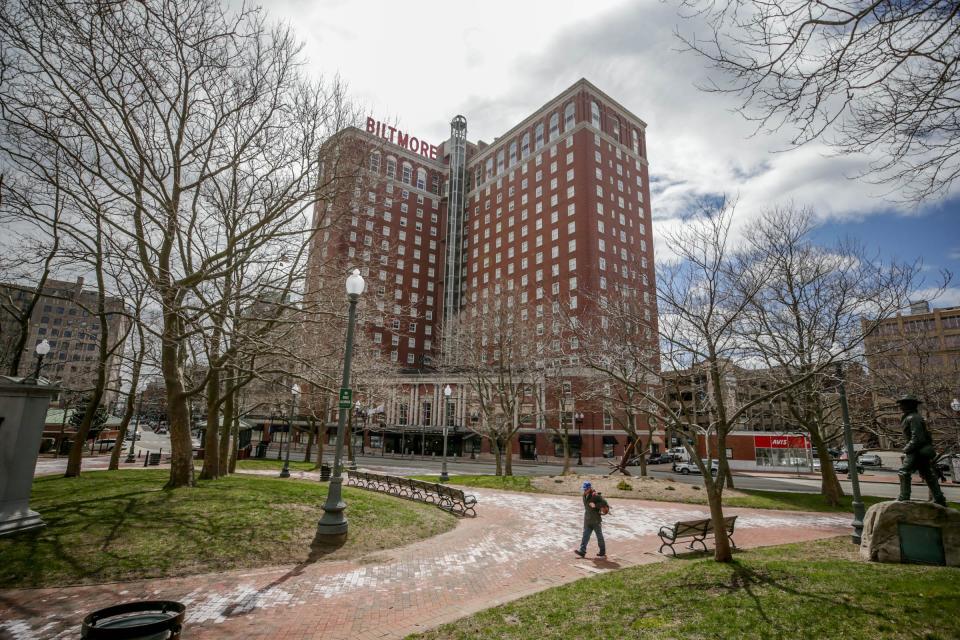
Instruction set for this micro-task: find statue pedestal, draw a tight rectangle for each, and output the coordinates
[860,500,960,566]
[0,376,59,536]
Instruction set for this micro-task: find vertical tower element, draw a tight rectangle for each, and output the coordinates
[442,115,468,359]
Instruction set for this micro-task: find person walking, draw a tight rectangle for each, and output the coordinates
[574,481,608,559]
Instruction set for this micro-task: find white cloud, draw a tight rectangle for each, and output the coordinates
[263,0,959,260]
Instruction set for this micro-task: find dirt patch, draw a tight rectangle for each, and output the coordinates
[529,474,748,504]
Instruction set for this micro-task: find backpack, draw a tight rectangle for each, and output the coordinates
[595,492,610,515]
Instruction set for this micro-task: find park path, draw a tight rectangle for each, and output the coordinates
[0,487,849,640]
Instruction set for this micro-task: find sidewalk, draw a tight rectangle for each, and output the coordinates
[0,487,849,640]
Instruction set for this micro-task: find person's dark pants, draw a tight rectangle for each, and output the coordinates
[579,522,605,555]
[899,454,946,506]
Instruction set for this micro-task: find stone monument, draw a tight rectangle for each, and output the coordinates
[0,375,59,536]
[860,501,959,566]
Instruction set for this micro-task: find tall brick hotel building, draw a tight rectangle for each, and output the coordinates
[307,78,658,462]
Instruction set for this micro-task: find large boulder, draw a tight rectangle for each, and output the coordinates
[860,500,960,566]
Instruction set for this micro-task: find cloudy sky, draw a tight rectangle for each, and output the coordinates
[267,0,960,305]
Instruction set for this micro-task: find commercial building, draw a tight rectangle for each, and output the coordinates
[0,277,127,409]
[863,300,960,445]
[305,78,658,462]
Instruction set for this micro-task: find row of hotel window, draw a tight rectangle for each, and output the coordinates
[368,155,441,195]
[475,100,642,187]
[475,141,643,207]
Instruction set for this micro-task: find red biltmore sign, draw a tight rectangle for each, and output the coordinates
[754,435,810,449]
[366,117,439,160]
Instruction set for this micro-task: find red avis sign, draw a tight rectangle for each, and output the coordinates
[754,435,810,449]
[366,117,439,160]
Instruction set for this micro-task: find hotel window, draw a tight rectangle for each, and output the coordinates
[475,165,482,185]
[432,175,440,194]
[496,149,505,174]
[611,116,620,141]
[386,156,396,178]
[535,123,544,150]
[509,141,517,166]
[632,129,640,154]
[485,157,494,181]
[401,162,412,184]
[564,102,576,130]
[370,152,381,173]
[521,132,530,158]
[591,101,601,129]
[416,168,426,190]
[549,113,560,140]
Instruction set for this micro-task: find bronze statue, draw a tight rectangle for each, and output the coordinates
[896,394,947,507]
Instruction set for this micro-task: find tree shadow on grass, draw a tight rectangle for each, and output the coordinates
[676,556,915,637]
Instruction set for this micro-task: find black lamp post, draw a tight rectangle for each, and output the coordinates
[575,412,584,466]
[441,384,452,482]
[24,338,50,384]
[317,268,364,538]
[280,384,300,478]
[835,359,865,544]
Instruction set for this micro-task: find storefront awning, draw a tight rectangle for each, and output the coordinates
[602,435,619,444]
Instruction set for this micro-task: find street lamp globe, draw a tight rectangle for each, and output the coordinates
[345,268,365,296]
[444,385,452,398]
[951,398,960,413]
[35,339,51,356]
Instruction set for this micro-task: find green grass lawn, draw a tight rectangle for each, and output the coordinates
[431,474,959,513]
[410,536,960,640]
[409,474,538,492]
[234,459,320,472]
[0,469,456,588]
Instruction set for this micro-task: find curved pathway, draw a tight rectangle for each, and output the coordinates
[0,484,849,640]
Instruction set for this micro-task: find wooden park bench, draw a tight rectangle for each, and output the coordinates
[658,516,737,556]
[346,470,477,517]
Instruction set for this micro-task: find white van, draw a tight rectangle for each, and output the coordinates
[668,447,690,462]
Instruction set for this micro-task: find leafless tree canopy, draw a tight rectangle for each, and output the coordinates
[678,1,960,202]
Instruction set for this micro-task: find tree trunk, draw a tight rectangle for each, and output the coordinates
[304,418,315,463]
[228,411,240,474]
[109,388,137,471]
[65,250,110,478]
[504,437,514,476]
[561,432,572,475]
[490,437,502,476]
[706,480,734,562]
[346,412,355,465]
[219,374,234,476]
[810,428,844,506]
[162,305,194,488]
[199,366,221,480]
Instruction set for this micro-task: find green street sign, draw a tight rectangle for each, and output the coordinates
[338,388,352,409]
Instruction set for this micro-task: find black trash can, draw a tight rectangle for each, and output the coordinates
[82,600,185,639]
[255,442,269,459]
[320,463,331,481]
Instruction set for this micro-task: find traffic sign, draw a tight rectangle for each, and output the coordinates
[338,388,352,409]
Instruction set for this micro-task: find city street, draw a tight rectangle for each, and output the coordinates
[33,435,959,503]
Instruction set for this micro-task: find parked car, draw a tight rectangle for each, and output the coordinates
[858,453,883,467]
[834,460,865,474]
[646,453,672,465]
[672,459,718,475]
[125,432,141,441]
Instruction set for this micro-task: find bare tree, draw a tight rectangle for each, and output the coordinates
[0,0,360,487]
[738,206,922,505]
[453,304,538,476]
[678,0,960,202]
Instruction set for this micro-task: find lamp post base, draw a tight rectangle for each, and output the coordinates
[317,478,348,537]
[440,462,449,483]
[279,466,290,478]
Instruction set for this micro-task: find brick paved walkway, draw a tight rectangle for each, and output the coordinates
[0,488,849,640]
